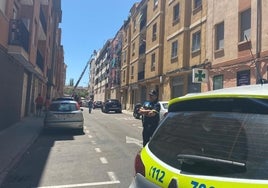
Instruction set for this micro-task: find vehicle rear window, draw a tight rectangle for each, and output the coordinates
[49,103,78,111]
[149,111,268,180]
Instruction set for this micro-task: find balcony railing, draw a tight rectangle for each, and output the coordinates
[8,19,29,52]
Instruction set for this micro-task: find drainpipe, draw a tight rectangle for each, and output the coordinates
[256,0,262,84]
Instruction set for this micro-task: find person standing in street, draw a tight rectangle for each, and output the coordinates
[138,90,160,147]
[35,93,44,117]
[88,99,93,113]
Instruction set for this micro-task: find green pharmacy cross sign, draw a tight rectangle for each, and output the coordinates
[192,68,208,83]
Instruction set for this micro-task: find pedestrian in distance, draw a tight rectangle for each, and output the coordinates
[35,93,44,117]
[88,99,93,113]
[138,89,161,147]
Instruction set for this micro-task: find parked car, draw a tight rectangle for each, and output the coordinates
[54,96,74,101]
[44,100,84,134]
[102,99,122,113]
[93,101,103,109]
[129,84,268,188]
[136,101,168,121]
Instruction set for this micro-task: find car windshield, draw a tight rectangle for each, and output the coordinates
[49,103,78,112]
[148,111,268,180]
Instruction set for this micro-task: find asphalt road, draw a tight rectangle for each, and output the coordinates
[1,108,143,188]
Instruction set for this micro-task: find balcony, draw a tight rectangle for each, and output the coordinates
[40,0,49,5]
[8,19,29,52]
[20,0,33,5]
[8,19,33,71]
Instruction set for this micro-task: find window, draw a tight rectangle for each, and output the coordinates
[131,66,134,79]
[192,31,201,52]
[240,9,251,42]
[237,70,250,86]
[171,40,178,59]
[133,19,136,32]
[151,53,156,71]
[123,51,126,63]
[194,0,202,9]
[213,75,223,90]
[154,0,158,9]
[132,43,135,56]
[173,3,180,23]
[152,23,157,41]
[123,70,126,82]
[215,22,224,50]
[0,0,6,14]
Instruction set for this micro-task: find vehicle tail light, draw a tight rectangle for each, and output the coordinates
[134,151,145,176]
[75,102,80,110]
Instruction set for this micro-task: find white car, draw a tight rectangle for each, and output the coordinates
[159,101,168,121]
[142,101,168,121]
[44,100,84,134]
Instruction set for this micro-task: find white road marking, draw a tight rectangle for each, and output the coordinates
[36,180,120,188]
[107,171,119,182]
[85,130,89,134]
[88,135,92,138]
[126,136,143,147]
[91,141,96,145]
[100,157,108,164]
[95,148,101,153]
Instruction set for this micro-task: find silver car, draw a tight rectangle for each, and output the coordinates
[44,100,84,133]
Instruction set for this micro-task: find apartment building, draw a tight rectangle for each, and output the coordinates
[120,17,131,110]
[206,0,268,90]
[162,0,207,99]
[93,0,268,111]
[109,29,123,100]
[0,0,64,130]
[93,40,112,102]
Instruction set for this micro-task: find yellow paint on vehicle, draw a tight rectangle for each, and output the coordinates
[140,149,268,188]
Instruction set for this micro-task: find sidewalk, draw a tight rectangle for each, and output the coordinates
[0,116,44,185]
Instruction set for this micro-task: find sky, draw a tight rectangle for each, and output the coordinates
[60,0,139,87]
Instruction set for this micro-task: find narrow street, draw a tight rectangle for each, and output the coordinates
[1,108,143,188]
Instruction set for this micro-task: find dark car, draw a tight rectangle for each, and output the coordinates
[102,99,122,113]
[93,101,103,109]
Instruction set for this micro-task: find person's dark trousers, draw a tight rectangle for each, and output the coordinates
[142,124,157,147]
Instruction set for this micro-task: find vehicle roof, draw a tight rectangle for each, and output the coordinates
[51,100,77,104]
[159,101,168,103]
[168,84,268,113]
[170,84,268,103]
[54,97,74,101]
